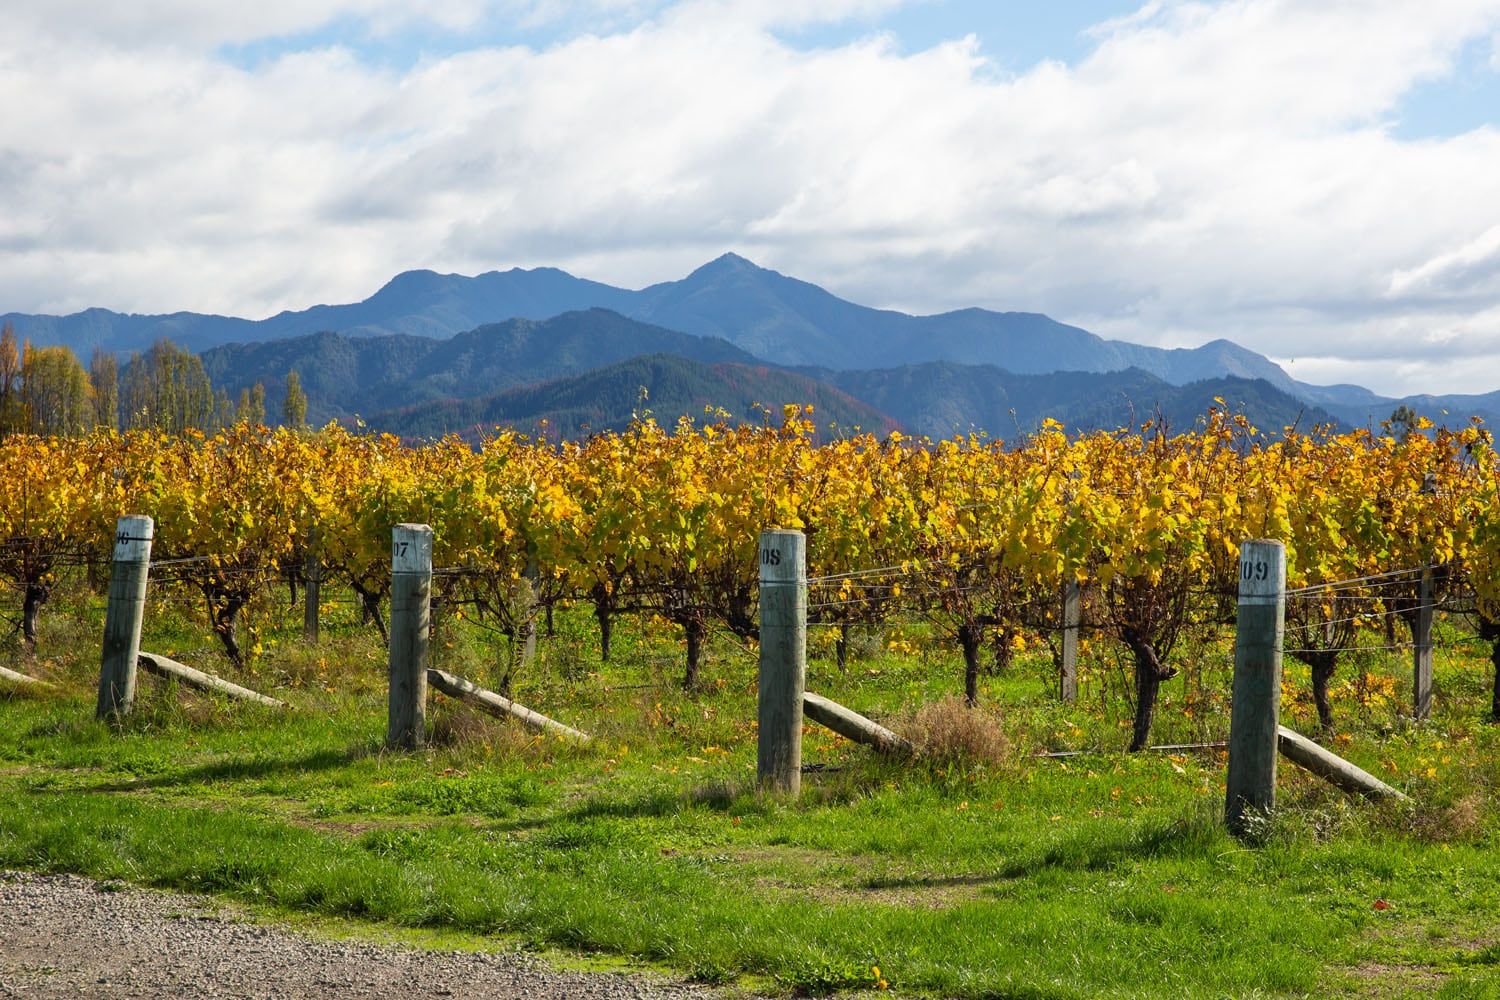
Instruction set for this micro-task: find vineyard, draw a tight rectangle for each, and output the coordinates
[4,406,1500,745]
[5,407,1500,996]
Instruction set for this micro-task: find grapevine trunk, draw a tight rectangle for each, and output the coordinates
[1124,632,1173,752]
[21,582,46,648]
[960,624,981,707]
[683,618,706,690]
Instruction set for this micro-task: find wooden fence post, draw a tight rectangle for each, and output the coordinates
[302,529,321,644]
[1412,567,1434,721]
[387,523,433,750]
[96,515,154,722]
[1225,538,1286,837]
[1059,579,1080,703]
[758,529,806,796]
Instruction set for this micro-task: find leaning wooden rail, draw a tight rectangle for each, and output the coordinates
[427,667,591,745]
[1277,726,1406,801]
[137,652,287,709]
[0,665,49,688]
[802,691,913,756]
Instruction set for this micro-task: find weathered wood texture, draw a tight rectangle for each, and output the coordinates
[758,529,806,796]
[1225,539,1286,836]
[0,665,47,687]
[1277,726,1406,801]
[137,652,286,709]
[803,691,912,755]
[1059,580,1080,703]
[96,515,153,721]
[387,524,432,750]
[428,668,591,744]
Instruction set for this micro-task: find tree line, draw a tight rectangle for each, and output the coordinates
[0,323,307,438]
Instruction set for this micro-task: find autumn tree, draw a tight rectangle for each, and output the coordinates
[1462,425,1500,720]
[283,370,307,428]
[89,348,118,430]
[21,344,94,436]
[151,425,311,665]
[316,428,413,641]
[122,339,215,433]
[0,323,22,437]
[456,434,576,693]
[0,432,123,646]
[801,431,922,671]
[236,382,266,426]
[213,389,235,430]
[902,434,1067,706]
[561,430,646,662]
[1074,413,1247,750]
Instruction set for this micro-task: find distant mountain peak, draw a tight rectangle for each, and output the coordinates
[686,252,766,281]
[505,265,573,277]
[382,267,445,284]
[370,269,454,298]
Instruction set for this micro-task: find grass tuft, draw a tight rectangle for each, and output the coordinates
[906,695,1010,769]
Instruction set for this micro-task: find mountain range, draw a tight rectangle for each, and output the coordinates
[5,254,1497,437]
[188,308,1342,439]
[197,309,760,426]
[374,353,899,441]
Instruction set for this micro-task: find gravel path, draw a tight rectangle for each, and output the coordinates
[0,871,735,999]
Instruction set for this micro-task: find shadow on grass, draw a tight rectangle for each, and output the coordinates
[555,776,786,825]
[860,871,1008,892]
[0,681,61,704]
[859,813,1221,892]
[563,788,696,822]
[993,813,1220,879]
[65,743,380,793]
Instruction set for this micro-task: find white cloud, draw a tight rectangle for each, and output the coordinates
[666,0,910,30]
[0,0,476,47]
[2,0,1500,396]
[1388,224,1500,299]
[0,0,901,48]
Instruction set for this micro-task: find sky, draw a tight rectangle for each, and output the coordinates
[2,1,1500,397]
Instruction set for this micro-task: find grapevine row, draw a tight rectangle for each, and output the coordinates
[3,406,1499,745]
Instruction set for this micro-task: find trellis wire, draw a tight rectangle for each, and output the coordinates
[1283,578,1448,603]
[148,555,216,568]
[813,578,912,591]
[1284,565,1431,597]
[1283,600,1456,633]
[1284,642,1423,655]
[807,558,944,585]
[807,581,998,612]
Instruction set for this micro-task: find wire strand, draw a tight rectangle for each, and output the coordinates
[807,559,945,585]
[1285,565,1433,597]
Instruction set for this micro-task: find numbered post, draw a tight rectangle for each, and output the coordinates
[758,529,806,796]
[96,515,154,721]
[387,524,433,750]
[1225,539,1286,836]
[1059,579,1080,703]
[1412,568,1433,721]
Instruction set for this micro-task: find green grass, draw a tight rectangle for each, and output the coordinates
[2,580,1499,997]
